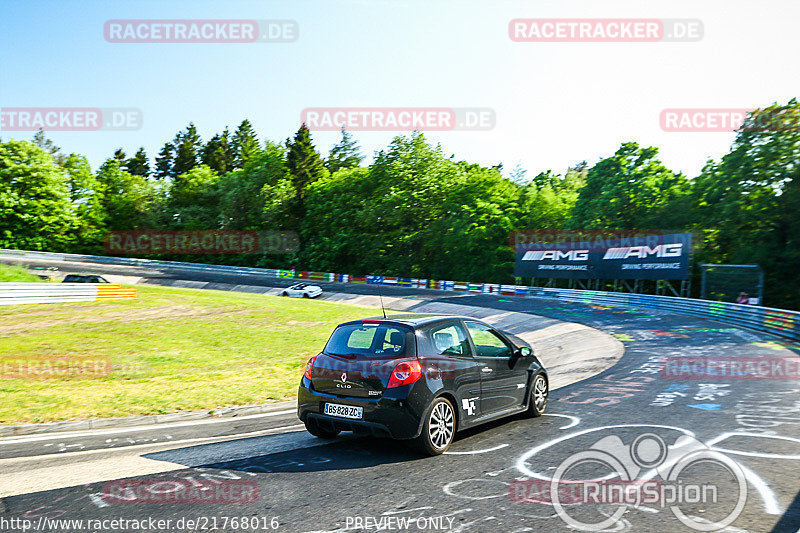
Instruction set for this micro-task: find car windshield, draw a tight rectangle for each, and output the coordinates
[324,323,409,357]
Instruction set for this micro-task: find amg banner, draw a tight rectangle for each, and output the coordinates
[514,232,692,280]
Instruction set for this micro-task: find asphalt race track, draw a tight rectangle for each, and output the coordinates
[2,257,800,532]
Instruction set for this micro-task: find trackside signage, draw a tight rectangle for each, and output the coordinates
[514,233,692,280]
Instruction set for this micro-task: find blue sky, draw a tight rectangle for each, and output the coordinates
[1,0,798,179]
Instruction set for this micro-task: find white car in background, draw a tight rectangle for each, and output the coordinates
[280,283,323,299]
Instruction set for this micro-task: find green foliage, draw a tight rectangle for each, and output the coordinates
[326,127,363,174]
[0,262,41,282]
[232,119,261,169]
[154,142,175,180]
[286,124,328,203]
[303,133,518,281]
[172,123,202,176]
[168,165,221,229]
[96,159,158,230]
[201,129,234,175]
[218,142,294,230]
[571,142,691,229]
[691,99,800,307]
[2,102,799,308]
[125,147,150,177]
[0,140,78,250]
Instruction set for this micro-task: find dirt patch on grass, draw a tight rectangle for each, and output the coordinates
[0,305,259,335]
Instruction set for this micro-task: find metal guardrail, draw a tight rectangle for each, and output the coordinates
[0,248,796,340]
[527,287,799,342]
[0,282,136,305]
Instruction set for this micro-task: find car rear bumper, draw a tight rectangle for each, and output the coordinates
[297,378,424,439]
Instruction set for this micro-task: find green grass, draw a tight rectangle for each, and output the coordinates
[0,263,41,282]
[0,285,375,423]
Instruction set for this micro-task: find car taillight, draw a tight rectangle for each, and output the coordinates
[387,360,422,388]
[304,356,317,380]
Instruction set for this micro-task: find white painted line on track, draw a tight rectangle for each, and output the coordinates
[541,413,580,429]
[444,444,510,455]
[0,409,297,444]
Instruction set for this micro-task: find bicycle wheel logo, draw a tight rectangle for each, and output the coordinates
[550,432,747,531]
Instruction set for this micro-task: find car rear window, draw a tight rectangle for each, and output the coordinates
[324,323,412,357]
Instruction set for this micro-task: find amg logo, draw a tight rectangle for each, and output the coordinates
[521,250,589,261]
[603,243,683,260]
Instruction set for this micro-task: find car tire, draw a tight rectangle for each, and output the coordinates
[305,419,340,439]
[303,293,310,298]
[415,397,456,455]
[525,373,548,418]
[280,292,287,297]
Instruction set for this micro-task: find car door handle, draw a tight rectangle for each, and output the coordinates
[481,367,493,373]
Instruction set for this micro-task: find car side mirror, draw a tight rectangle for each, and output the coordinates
[517,346,532,357]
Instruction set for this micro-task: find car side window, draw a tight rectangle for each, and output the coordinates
[466,322,511,358]
[429,323,471,357]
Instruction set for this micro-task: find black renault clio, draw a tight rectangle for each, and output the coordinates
[298,314,548,455]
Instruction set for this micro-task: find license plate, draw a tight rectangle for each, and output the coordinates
[324,402,363,419]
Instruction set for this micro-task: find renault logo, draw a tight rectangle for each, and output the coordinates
[341,372,347,383]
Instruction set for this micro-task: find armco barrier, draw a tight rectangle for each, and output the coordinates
[0,283,136,305]
[0,248,797,340]
[527,287,799,342]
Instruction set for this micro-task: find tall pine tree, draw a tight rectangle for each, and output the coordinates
[172,123,201,176]
[286,123,328,203]
[201,128,234,175]
[232,119,260,169]
[325,127,363,174]
[154,142,175,180]
[125,147,150,177]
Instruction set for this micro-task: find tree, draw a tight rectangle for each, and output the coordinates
[286,123,328,204]
[63,154,107,249]
[0,140,78,250]
[96,159,158,230]
[32,129,66,166]
[517,168,585,230]
[168,165,221,229]
[509,162,529,185]
[125,147,150,177]
[154,142,175,180]
[172,123,201,176]
[218,142,294,230]
[692,99,800,307]
[325,127,363,174]
[303,132,518,281]
[201,129,235,175]
[232,119,260,169]
[113,148,127,162]
[570,142,690,229]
